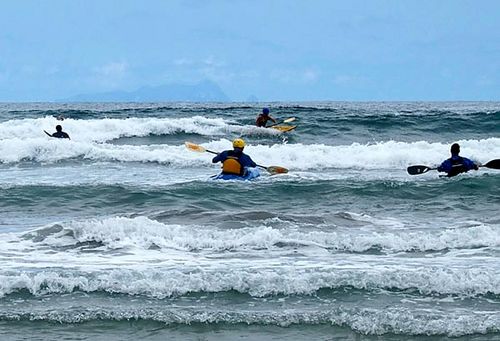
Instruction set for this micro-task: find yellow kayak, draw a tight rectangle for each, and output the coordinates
[270,125,297,132]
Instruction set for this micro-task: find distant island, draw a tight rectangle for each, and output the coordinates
[61,80,230,102]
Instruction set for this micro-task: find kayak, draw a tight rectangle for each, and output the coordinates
[271,125,296,132]
[212,167,261,181]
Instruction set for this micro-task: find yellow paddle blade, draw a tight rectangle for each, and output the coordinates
[185,141,206,153]
[266,166,288,174]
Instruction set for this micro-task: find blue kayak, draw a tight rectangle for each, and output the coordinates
[212,167,261,181]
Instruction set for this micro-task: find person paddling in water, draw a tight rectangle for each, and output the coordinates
[256,107,277,127]
[45,125,70,139]
[437,143,478,177]
[212,138,257,176]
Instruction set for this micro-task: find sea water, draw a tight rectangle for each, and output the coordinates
[0,102,499,340]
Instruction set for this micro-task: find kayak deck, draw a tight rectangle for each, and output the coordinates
[212,167,261,181]
[270,125,296,132]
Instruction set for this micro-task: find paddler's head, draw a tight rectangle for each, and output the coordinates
[56,125,62,132]
[451,143,460,156]
[262,107,270,116]
[233,138,245,153]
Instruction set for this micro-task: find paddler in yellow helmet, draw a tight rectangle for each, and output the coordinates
[212,138,257,176]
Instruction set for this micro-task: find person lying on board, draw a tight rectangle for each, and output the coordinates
[437,143,478,177]
[256,107,277,127]
[212,138,257,176]
[44,125,71,139]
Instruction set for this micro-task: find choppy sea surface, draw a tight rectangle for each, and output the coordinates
[0,102,499,340]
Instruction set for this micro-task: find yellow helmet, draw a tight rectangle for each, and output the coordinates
[232,138,245,148]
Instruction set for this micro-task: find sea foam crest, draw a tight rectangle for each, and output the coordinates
[0,306,497,336]
[0,138,206,165]
[15,216,500,253]
[0,264,499,299]
[0,116,275,143]
[1,137,499,168]
[232,137,500,170]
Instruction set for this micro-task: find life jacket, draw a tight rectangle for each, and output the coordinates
[222,155,244,175]
[447,156,467,177]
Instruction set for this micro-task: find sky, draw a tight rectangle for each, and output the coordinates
[0,0,499,101]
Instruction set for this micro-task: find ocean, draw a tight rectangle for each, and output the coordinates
[0,102,499,340]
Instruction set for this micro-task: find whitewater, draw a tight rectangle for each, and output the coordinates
[0,102,499,340]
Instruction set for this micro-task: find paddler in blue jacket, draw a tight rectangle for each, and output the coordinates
[212,138,257,176]
[256,107,277,127]
[437,143,478,177]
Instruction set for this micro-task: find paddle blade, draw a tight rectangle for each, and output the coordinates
[185,141,206,153]
[266,166,288,175]
[283,117,296,123]
[407,165,432,175]
[483,159,500,169]
[271,125,296,132]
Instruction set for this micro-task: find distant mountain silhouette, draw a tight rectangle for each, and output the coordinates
[61,80,230,102]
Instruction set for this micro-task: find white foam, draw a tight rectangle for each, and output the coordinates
[237,138,500,170]
[9,216,499,253]
[2,136,498,172]
[9,217,500,254]
[0,216,499,300]
[0,116,277,143]
[0,261,499,299]
[0,306,497,336]
[0,138,207,165]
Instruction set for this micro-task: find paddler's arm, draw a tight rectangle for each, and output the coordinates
[44,130,53,137]
[212,151,227,163]
[437,160,451,173]
[463,157,479,170]
[242,154,257,168]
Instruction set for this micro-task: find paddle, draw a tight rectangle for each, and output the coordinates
[267,117,296,128]
[185,141,288,175]
[407,159,500,175]
[44,130,52,137]
[406,165,436,175]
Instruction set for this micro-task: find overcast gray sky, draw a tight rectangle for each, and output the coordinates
[0,0,499,101]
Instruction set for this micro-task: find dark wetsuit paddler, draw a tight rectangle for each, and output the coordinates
[437,143,478,177]
[45,125,70,139]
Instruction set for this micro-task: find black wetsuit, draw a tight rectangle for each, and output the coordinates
[51,131,70,139]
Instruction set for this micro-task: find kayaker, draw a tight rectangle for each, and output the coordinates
[256,107,277,127]
[45,125,71,139]
[212,138,257,176]
[437,143,478,177]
